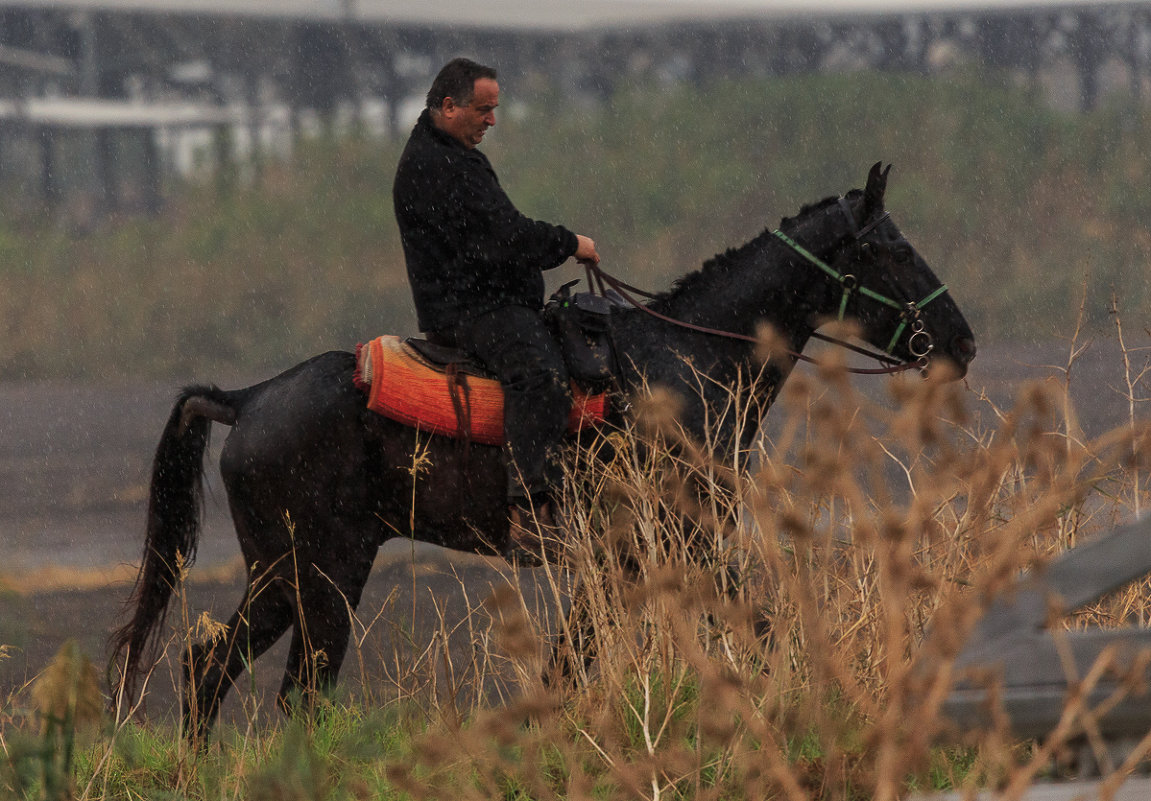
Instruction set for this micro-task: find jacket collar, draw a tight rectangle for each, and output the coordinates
[417,108,473,154]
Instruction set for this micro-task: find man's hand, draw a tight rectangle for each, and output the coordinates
[574,234,600,266]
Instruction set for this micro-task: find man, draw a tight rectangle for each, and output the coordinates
[393,57,599,562]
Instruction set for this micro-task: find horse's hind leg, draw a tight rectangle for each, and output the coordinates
[274,535,378,716]
[183,575,293,739]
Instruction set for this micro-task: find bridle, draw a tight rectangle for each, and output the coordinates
[583,199,950,376]
[780,197,950,359]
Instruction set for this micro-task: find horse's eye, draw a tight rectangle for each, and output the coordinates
[893,248,913,265]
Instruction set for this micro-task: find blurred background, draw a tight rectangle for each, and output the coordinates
[0,0,1148,379]
[0,0,1147,582]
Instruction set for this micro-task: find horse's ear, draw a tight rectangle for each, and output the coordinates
[863,162,891,217]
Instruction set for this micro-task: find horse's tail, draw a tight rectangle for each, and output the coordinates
[109,384,239,705]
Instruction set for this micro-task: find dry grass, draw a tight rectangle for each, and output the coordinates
[365,320,1151,799]
[4,321,1151,799]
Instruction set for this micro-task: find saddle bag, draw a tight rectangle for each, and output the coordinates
[544,280,623,394]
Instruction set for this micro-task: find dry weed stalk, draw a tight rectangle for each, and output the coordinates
[73,324,1150,799]
[384,322,1151,800]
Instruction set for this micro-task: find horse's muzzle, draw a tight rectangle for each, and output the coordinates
[952,336,977,365]
[942,335,977,378]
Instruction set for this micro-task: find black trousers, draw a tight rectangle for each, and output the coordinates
[433,305,571,503]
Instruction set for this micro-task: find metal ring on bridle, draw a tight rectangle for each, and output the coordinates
[908,327,934,358]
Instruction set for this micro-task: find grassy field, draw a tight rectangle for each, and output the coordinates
[3,319,1151,799]
[4,68,1151,798]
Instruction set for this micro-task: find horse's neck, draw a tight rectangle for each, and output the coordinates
[634,227,831,369]
[664,269,815,346]
[613,225,835,450]
[612,216,847,453]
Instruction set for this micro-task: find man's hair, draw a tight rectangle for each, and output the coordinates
[426,58,498,111]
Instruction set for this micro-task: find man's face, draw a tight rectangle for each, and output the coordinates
[439,77,499,149]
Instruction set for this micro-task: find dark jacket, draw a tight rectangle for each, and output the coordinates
[393,109,579,332]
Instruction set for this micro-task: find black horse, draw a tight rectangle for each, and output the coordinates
[111,163,975,735]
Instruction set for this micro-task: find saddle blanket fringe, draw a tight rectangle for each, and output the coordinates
[354,335,607,445]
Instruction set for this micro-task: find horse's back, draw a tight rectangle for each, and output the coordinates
[233,351,360,429]
[218,351,376,523]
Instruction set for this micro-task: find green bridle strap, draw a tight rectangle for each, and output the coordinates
[771,229,846,288]
[770,228,950,354]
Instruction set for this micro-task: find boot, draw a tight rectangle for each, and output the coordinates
[506,499,564,567]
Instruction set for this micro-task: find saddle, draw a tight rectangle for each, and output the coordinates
[354,335,608,445]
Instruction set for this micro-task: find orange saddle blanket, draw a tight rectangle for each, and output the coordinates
[354,335,608,446]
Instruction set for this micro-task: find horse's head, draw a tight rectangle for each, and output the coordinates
[801,162,976,378]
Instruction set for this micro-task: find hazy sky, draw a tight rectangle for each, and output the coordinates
[649,0,1113,6]
[0,0,1124,28]
[350,0,1128,30]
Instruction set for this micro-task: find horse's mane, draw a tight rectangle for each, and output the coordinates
[652,191,860,306]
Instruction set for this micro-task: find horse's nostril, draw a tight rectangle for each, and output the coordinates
[953,336,977,364]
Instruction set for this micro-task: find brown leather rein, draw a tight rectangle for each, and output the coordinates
[582,259,928,377]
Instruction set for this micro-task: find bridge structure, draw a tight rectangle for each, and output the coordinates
[0,0,1148,219]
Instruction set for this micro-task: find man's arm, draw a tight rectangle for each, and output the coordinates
[451,163,584,271]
